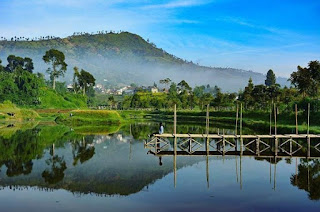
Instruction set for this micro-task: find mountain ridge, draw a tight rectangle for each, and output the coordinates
[0,31,289,91]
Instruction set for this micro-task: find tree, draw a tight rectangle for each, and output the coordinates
[0,59,4,72]
[242,78,254,108]
[193,85,205,97]
[42,49,67,90]
[4,55,34,73]
[73,66,80,93]
[265,69,276,86]
[168,82,180,107]
[108,95,116,109]
[77,69,96,96]
[309,60,320,82]
[199,93,212,110]
[290,65,315,97]
[159,78,171,90]
[23,57,34,73]
[177,80,191,93]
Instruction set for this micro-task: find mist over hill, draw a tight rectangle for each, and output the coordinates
[0,32,289,91]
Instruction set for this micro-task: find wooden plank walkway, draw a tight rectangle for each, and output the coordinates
[154,133,320,139]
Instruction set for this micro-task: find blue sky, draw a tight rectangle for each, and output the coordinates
[1,0,320,77]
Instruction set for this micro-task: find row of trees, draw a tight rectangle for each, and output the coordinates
[110,61,320,111]
[118,80,236,110]
[0,30,125,42]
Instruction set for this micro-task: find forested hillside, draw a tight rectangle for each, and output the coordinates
[0,32,288,91]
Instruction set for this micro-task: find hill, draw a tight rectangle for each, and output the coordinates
[0,32,289,91]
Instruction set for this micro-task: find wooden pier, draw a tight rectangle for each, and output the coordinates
[145,104,320,158]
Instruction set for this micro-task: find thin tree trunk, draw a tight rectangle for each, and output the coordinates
[83,87,85,96]
[53,77,56,90]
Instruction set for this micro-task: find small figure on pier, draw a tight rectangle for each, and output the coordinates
[159,122,164,134]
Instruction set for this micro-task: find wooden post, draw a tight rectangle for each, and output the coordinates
[273,159,277,191]
[235,103,239,135]
[240,103,243,137]
[256,137,260,156]
[240,154,242,190]
[174,154,177,188]
[307,103,310,135]
[174,105,177,155]
[222,136,225,155]
[240,103,243,156]
[174,104,177,135]
[295,158,298,184]
[206,155,209,188]
[206,104,209,135]
[274,103,277,136]
[295,104,298,134]
[275,137,278,156]
[236,157,239,183]
[269,158,271,184]
[270,103,272,135]
[290,138,292,156]
[307,159,310,192]
[206,105,209,154]
[307,136,310,158]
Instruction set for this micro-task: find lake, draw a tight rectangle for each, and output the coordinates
[0,122,319,211]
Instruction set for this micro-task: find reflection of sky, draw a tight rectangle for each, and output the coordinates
[1,0,320,76]
[0,155,319,211]
[0,126,319,210]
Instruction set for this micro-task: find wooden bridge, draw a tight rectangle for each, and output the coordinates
[144,104,320,189]
[145,104,320,158]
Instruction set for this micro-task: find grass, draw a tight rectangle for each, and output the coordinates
[36,87,87,109]
[0,101,40,122]
[55,110,122,126]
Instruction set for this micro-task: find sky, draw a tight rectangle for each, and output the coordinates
[1,0,320,77]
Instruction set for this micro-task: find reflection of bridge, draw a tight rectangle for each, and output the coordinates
[146,134,320,158]
[145,134,320,190]
[145,104,320,189]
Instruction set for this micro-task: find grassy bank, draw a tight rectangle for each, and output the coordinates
[37,88,88,109]
[0,101,40,122]
[55,110,122,126]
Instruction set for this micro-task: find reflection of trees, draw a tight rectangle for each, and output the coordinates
[291,159,320,200]
[0,130,40,177]
[72,136,95,166]
[5,160,33,177]
[42,145,67,184]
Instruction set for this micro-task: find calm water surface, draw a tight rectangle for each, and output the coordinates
[0,122,319,211]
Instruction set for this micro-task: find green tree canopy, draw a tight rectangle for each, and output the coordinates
[159,78,171,89]
[290,64,316,97]
[265,69,276,86]
[177,80,191,92]
[43,49,67,90]
[4,55,34,73]
[76,69,96,96]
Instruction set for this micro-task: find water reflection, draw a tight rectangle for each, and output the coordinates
[291,159,320,200]
[0,122,319,209]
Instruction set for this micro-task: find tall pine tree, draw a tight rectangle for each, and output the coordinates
[265,69,276,86]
